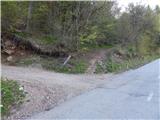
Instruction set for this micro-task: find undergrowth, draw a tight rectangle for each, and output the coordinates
[15,55,88,74]
[1,78,25,117]
[96,54,160,73]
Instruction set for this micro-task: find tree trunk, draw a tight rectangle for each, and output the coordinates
[26,1,33,32]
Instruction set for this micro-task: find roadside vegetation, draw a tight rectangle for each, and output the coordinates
[1,1,160,74]
[96,48,160,73]
[1,78,25,117]
[14,55,88,73]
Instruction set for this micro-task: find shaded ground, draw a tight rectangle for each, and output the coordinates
[1,65,113,120]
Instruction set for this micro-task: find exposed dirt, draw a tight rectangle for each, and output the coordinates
[86,49,112,74]
[1,36,32,66]
[2,65,113,120]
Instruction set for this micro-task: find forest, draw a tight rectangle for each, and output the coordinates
[1,1,160,73]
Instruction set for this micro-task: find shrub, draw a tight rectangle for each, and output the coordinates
[138,34,152,55]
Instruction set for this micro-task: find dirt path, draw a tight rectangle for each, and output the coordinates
[1,65,113,120]
[86,49,111,74]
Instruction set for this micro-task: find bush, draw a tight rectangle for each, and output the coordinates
[138,34,152,55]
[1,78,25,116]
[40,35,58,44]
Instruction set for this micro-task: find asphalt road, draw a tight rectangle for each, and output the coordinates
[29,59,160,119]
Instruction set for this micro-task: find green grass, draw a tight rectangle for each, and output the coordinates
[115,55,160,72]
[14,31,58,45]
[80,43,113,52]
[16,57,35,66]
[39,35,58,45]
[14,31,30,38]
[96,55,160,73]
[15,55,88,74]
[95,62,106,73]
[42,59,88,74]
[1,78,25,116]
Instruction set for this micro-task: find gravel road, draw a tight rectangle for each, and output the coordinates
[1,65,113,120]
[28,59,160,119]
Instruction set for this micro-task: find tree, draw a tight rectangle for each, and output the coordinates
[26,1,33,32]
[1,1,159,54]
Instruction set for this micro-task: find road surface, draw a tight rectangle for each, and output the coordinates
[1,64,112,120]
[29,59,160,119]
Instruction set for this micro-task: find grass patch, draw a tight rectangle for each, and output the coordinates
[42,58,88,74]
[116,55,160,72]
[96,55,160,73]
[13,31,30,38]
[96,46,160,73]
[14,31,58,45]
[15,55,88,74]
[1,78,25,117]
[95,62,106,73]
[38,35,58,45]
[16,58,35,66]
[15,55,41,66]
[80,43,113,52]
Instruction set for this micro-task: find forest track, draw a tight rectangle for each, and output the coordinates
[86,48,112,74]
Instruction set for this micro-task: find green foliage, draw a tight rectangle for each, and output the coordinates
[80,26,98,50]
[31,3,49,32]
[70,60,87,73]
[39,35,58,45]
[1,1,160,55]
[15,55,88,74]
[138,34,152,55]
[43,59,88,74]
[1,78,25,116]
[95,62,106,73]
[16,57,35,66]
[80,43,113,51]
[96,54,160,73]
[14,31,30,38]
[1,2,19,31]
[105,59,121,72]
[1,1,28,32]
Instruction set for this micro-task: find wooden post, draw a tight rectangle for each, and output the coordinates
[63,55,71,66]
